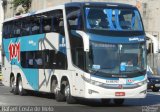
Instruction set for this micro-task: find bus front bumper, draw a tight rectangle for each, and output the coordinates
[84,82,147,99]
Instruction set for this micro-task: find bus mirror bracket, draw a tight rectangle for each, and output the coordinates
[75,31,89,52]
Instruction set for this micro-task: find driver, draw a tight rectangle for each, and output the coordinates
[127,59,133,66]
[87,9,108,28]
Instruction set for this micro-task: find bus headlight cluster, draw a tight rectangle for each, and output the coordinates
[81,75,103,86]
[90,80,103,86]
[82,75,147,89]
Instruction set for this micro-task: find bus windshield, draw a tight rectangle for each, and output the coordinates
[85,7,143,31]
[88,41,146,77]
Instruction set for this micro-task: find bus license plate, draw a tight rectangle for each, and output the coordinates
[115,92,125,96]
[106,80,119,84]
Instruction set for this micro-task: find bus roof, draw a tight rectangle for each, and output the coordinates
[4,2,136,23]
[65,2,136,8]
[4,4,64,23]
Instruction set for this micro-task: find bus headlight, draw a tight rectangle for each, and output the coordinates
[90,80,103,86]
[81,75,103,86]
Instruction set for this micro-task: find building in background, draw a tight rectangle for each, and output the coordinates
[3,0,160,46]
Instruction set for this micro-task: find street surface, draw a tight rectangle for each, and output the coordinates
[0,81,160,112]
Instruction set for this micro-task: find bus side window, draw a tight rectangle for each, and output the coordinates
[22,18,31,36]
[43,50,67,69]
[75,48,85,70]
[42,12,52,33]
[66,6,86,71]
[7,22,13,38]
[53,10,64,35]
[52,17,59,32]
[21,51,33,68]
[59,20,65,34]
[26,52,34,68]
[34,51,43,68]
[13,21,21,37]
[3,23,8,38]
[31,16,41,35]
[43,19,51,33]
[67,7,83,30]
[55,51,67,69]
[21,50,57,69]
[44,50,55,69]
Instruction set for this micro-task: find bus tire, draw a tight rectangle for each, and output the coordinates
[113,99,124,105]
[55,80,67,102]
[10,76,18,95]
[55,90,65,102]
[18,77,26,96]
[51,79,57,94]
[65,81,77,104]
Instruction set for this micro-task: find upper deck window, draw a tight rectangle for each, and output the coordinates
[85,7,143,31]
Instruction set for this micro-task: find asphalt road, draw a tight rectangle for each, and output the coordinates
[0,83,160,112]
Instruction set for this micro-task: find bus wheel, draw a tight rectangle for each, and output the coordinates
[65,81,77,104]
[51,79,58,94]
[113,99,124,106]
[10,76,18,95]
[55,90,65,102]
[101,99,111,105]
[18,77,26,96]
[55,80,65,102]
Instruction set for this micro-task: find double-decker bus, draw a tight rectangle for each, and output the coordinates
[2,2,147,105]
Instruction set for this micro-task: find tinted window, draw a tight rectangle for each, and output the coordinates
[13,21,21,37]
[30,15,41,35]
[85,7,143,31]
[66,6,86,71]
[3,10,64,38]
[66,7,83,30]
[22,17,31,36]
[21,50,67,69]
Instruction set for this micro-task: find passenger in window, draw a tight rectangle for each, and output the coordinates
[127,59,133,66]
[44,25,51,32]
[35,58,43,65]
[88,9,108,29]
[32,23,40,34]
[28,59,34,65]
[43,20,51,32]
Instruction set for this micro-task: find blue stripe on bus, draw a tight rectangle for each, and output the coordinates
[88,33,145,43]
[91,75,144,80]
[91,74,145,84]
[91,75,119,80]
[3,34,45,90]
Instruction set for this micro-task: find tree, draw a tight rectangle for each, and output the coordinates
[12,0,32,13]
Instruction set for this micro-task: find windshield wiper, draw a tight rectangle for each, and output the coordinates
[89,69,100,75]
[122,69,146,74]
[133,69,146,74]
[89,67,115,75]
